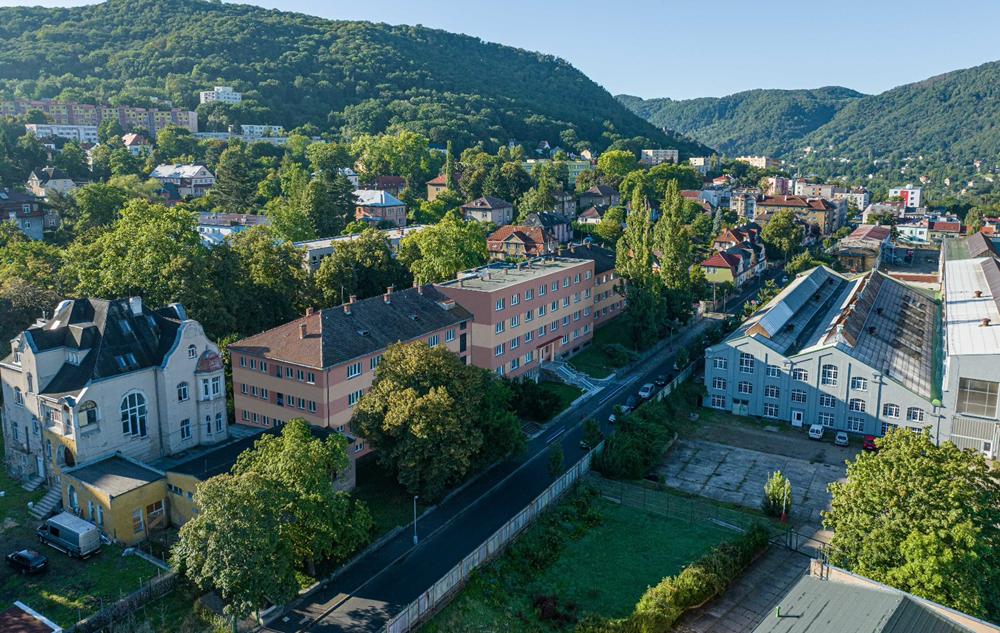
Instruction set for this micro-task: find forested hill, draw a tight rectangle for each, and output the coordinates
[0,0,707,155]
[617,87,863,157]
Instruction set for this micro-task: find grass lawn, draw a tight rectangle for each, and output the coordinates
[567,325,636,379]
[0,442,158,627]
[537,381,584,414]
[424,494,732,631]
[351,459,425,539]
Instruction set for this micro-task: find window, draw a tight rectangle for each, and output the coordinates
[584,324,590,334]
[524,351,534,363]
[14,387,22,405]
[957,378,999,418]
[348,389,364,407]
[67,351,79,365]
[737,381,752,394]
[132,508,143,533]
[791,389,807,403]
[177,382,189,401]
[510,358,520,371]
[203,379,212,400]
[585,270,592,280]
[906,407,924,423]
[241,383,248,395]
[561,334,569,345]
[574,273,581,284]
[538,305,546,316]
[764,385,779,399]
[539,284,547,296]
[297,397,305,410]
[818,412,835,427]
[180,418,191,440]
[525,309,534,322]
[573,311,580,322]
[739,353,755,374]
[510,337,519,350]
[253,413,259,424]
[285,367,293,378]
[211,376,221,396]
[851,376,868,391]
[348,362,362,378]
[712,377,726,390]
[562,297,570,307]
[205,416,212,435]
[819,394,836,408]
[847,418,865,432]
[495,322,505,334]
[573,292,580,303]
[848,398,866,412]
[494,343,505,357]
[187,344,197,359]
[259,361,267,374]
[216,412,224,433]
[766,365,780,378]
[552,281,559,291]
[882,403,899,418]
[250,359,256,370]
[355,442,365,453]
[78,401,98,427]
[510,315,519,328]
[584,307,590,316]
[562,316,570,326]
[296,370,304,381]
[308,401,316,413]
[524,330,533,343]
[446,329,455,342]
[495,298,504,311]
[821,364,838,386]
[525,289,533,300]
[307,372,315,384]
[96,506,104,526]
[120,392,148,437]
[763,403,779,418]
[370,355,382,370]
[119,320,133,334]
[791,368,808,381]
[428,334,440,347]
[573,329,580,340]
[881,421,898,435]
[711,394,726,409]
[713,357,728,370]
[243,410,250,421]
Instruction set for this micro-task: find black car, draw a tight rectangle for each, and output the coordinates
[625,394,641,411]
[6,549,49,575]
[654,374,668,387]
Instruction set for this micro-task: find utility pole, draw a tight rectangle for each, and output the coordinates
[412,495,419,546]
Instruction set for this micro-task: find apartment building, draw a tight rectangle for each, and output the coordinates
[0,188,44,240]
[0,297,229,485]
[435,257,596,379]
[520,160,592,187]
[461,196,514,225]
[355,189,407,227]
[704,267,941,440]
[832,187,870,211]
[640,149,679,167]
[735,156,779,170]
[196,212,271,246]
[754,195,845,235]
[889,185,922,209]
[689,156,710,175]
[24,123,98,144]
[199,86,242,104]
[149,164,215,197]
[228,285,472,490]
[569,243,623,327]
[793,180,844,199]
[2,98,197,137]
[294,225,426,272]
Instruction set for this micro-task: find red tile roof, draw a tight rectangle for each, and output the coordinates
[486,225,555,256]
[699,251,740,272]
[849,225,892,242]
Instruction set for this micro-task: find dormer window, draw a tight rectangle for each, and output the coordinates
[67,351,80,365]
[119,320,132,334]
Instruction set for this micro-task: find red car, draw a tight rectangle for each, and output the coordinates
[862,435,878,451]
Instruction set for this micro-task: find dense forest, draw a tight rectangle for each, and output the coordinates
[621,59,1000,166]
[0,0,708,156]
[617,87,862,157]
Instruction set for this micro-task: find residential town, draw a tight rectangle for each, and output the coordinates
[1,3,999,633]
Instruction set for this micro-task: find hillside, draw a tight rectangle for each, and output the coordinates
[617,87,863,157]
[0,0,707,155]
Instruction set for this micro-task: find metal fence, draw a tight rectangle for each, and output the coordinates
[381,442,603,633]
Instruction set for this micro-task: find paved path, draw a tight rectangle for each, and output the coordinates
[657,439,848,525]
[264,315,723,633]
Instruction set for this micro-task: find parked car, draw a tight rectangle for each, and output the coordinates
[862,435,878,451]
[5,549,48,575]
[37,512,101,558]
[834,431,849,447]
[808,424,825,440]
[654,374,668,387]
[638,383,656,400]
[625,395,641,411]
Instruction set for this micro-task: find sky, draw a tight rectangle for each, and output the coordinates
[3,0,1000,100]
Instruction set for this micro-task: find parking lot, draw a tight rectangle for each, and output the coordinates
[657,439,849,525]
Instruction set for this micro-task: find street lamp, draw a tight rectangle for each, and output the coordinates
[413,495,419,546]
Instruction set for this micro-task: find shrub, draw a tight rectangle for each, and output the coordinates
[603,342,637,366]
[581,417,603,449]
[761,471,792,517]
[594,400,672,479]
[504,377,563,421]
[547,443,564,478]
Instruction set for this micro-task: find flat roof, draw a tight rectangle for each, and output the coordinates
[293,225,425,250]
[65,455,163,497]
[944,257,1000,356]
[438,257,591,292]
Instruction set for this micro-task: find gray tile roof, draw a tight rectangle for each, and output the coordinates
[568,242,617,274]
[65,455,163,497]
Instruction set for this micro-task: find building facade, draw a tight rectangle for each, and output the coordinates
[889,185,922,209]
[461,196,514,225]
[486,226,558,261]
[3,99,197,137]
[149,164,215,197]
[640,149,679,166]
[199,86,242,104]
[294,225,425,273]
[0,188,44,240]
[26,167,76,199]
[355,189,407,227]
[24,123,99,144]
[735,156,779,169]
[0,298,229,485]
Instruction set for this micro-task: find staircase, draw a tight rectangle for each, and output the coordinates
[548,360,598,392]
[29,487,63,519]
[21,475,44,492]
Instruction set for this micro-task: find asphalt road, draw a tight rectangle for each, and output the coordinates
[265,274,776,633]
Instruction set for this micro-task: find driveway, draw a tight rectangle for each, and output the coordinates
[657,439,848,525]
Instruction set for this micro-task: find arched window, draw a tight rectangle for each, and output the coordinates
[205,416,212,435]
[78,401,99,427]
[45,439,52,460]
[188,344,197,359]
[68,485,78,510]
[120,392,148,438]
[13,387,22,405]
[26,373,33,393]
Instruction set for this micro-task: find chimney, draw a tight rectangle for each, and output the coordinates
[128,297,142,316]
[386,285,394,295]
[299,323,307,339]
[974,290,983,298]
[343,303,351,315]
[305,307,314,317]
[981,318,991,327]
[569,244,575,252]
[383,292,391,304]
[876,307,883,316]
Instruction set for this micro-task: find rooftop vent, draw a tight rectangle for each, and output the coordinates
[358,329,369,336]
[349,295,357,303]
[876,307,883,316]
[305,307,314,316]
[813,294,821,301]
[409,314,419,321]
[299,323,307,339]
[869,326,876,335]
[343,304,351,315]
[974,290,983,298]
[981,318,992,327]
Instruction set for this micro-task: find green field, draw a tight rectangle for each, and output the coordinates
[424,493,732,631]
[568,326,636,379]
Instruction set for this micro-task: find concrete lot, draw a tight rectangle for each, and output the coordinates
[657,439,848,525]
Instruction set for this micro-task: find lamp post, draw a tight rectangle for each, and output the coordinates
[413,495,419,546]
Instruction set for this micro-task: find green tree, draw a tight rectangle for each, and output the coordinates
[824,429,1000,619]
[761,470,792,517]
[313,227,411,305]
[53,139,89,180]
[759,208,803,262]
[547,443,564,478]
[965,207,984,234]
[398,211,486,283]
[97,118,125,144]
[581,417,603,449]
[232,418,372,576]
[596,149,639,187]
[305,173,356,237]
[212,141,257,212]
[593,205,626,243]
[108,146,143,178]
[615,201,665,349]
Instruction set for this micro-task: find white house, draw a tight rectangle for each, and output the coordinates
[199,86,242,104]
[149,164,215,197]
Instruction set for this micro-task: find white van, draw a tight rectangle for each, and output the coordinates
[808,424,825,440]
[37,512,101,558]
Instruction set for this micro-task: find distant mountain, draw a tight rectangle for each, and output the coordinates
[617,87,863,157]
[0,0,710,155]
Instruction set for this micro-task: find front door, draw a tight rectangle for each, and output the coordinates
[36,455,45,478]
[791,410,804,427]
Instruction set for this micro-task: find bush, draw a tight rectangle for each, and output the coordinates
[581,417,603,448]
[603,342,637,366]
[547,443,564,478]
[594,400,672,479]
[504,377,563,421]
[761,471,792,517]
